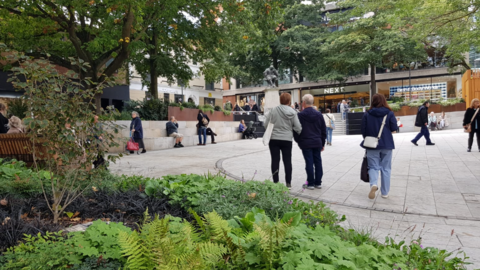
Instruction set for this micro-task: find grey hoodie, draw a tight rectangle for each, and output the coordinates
[265,105,302,141]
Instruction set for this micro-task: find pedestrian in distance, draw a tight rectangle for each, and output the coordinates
[324,109,335,146]
[166,116,184,148]
[361,94,398,199]
[197,109,210,145]
[130,111,146,154]
[463,98,480,152]
[411,101,435,146]
[294,94,326,190]
[264,93,302,189]
[341,100,347,120]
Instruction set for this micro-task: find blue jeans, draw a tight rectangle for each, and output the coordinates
[366,149,392,196]
[302,148,323,186]
[198,127,207,144]
[412,125,432,144]
[342,111,346,120]
[327,127,333,144]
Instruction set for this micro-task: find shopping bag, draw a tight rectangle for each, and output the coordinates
[263,123,274,146]
[360,152,369,182]
[127,137,139,151]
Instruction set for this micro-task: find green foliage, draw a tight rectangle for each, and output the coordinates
[0,159,49,197]
[438,98,464,107]
[123,99,169,121]
[71,257,123,270]
[0,221,131,269]
[390,103,401,112]
[214,105,222,112]
[145,174,296,220]
[6,97,28,119]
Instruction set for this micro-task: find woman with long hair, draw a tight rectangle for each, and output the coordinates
[197,109,209,145]
[361,94,398,200]
[264,93,302,189]
[463,98,480,152]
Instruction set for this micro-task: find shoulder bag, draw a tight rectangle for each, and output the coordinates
[363,115,388,149]
[200,113,209,127]
[326,114,335,130]
[263,107,276,146]
[465,109,480,133]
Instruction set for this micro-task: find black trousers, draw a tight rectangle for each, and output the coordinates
[268,140,292,184]
[206,128,215,143]
[468,129,480,150]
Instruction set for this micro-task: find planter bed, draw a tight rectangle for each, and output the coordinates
[394,103,466,116]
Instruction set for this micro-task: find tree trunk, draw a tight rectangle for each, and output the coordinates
[370,63,377,99]
[149,29,159,99]
[95,93,102,114]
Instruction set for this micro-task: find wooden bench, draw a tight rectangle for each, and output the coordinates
[0,133,49,166]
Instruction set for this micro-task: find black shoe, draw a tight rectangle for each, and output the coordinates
[141,149,147,153]
[129,151,134,154]
[286,183,292,190]
[426,143,435,146]
[411,141,418,146]
[174,144,180,148]
[178,143,184,147]
[468,148,472,152]
[315,185,322,189]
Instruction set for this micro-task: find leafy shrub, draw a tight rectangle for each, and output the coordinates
[123,99,169,120]
[0,159,49,198]
[145,174,295,220]
[181,102,198,109]
[214,105,222,111]
[6,98,28,119]
[390,103,401,111]
[0,221,131,269]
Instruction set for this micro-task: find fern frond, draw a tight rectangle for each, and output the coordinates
[204,211,231,240]
[118,230,153,270]
[198,242,227,265]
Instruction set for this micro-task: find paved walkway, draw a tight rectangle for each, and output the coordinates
[110,129,480,269]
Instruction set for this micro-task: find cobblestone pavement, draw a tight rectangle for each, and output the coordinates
[110,129,480,268]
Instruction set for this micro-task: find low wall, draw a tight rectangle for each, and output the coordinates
[393,103,465,116]
[109,120,242,153]
[168,107,233,122]
[396,111,465,133]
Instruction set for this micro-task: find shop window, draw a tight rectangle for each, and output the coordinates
[175,94,184,103]
[112,99,124,111]
[101,98,110,110]
[204,98,215,107]
[163,93,170,102]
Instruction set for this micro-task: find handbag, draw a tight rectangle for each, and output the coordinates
[127,137,139,151]
[263,108,276,146]
[360,151,369,182]
[363,115,388,149]
[465,109,480,133]
[200,113,209,127]
[326,115,335,130]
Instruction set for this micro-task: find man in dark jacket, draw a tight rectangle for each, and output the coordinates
[166,116,184,148]
[411,101,435,146]
[294,94,327,190]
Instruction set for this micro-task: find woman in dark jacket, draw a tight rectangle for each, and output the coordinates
[130,111,146,154]
[197,110,210,145]
[463,98,480,152]
[0,103,8,134]
[361,94,398,200]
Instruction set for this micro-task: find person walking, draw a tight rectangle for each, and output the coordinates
[337,101,341,114]
[294,94,326,190]
[264,93,302,189]
[361,94,398,199]
[0,103,8,134]
[323,109,335,146]
[197,109,210,145]
[463,98,480,152]
[411,101,435,146]
[130,111,146,154]
[166,116,184,148]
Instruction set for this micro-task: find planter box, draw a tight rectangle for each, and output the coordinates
[393,103,465,116]
[168,106,233,122]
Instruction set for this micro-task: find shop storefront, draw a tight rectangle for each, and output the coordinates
[301,83,370,113]
[377,75,460,101]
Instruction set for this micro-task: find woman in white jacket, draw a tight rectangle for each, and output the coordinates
[323,109,335,146]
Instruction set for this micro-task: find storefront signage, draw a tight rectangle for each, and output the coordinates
[158,87,178,93]
[322,87,345,94]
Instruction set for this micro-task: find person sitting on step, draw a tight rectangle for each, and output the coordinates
[166,116,184,148]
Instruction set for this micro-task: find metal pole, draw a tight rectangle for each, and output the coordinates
[409,66,412,101]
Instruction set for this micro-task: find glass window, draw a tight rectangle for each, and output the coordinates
[175,94,184,103]
[205,81,215,90]
[204,97,215,107]
[163,93,170,102]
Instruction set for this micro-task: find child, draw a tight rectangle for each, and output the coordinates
[396,117,402,133]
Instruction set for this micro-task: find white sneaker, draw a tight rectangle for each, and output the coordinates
[381,194,389,199]
[368,185,378,199]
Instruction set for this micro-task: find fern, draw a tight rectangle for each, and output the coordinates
[118,231,154,270]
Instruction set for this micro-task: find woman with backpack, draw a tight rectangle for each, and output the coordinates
[197,109,210,145]
[323,109,335,146]
[361,94,398,200]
